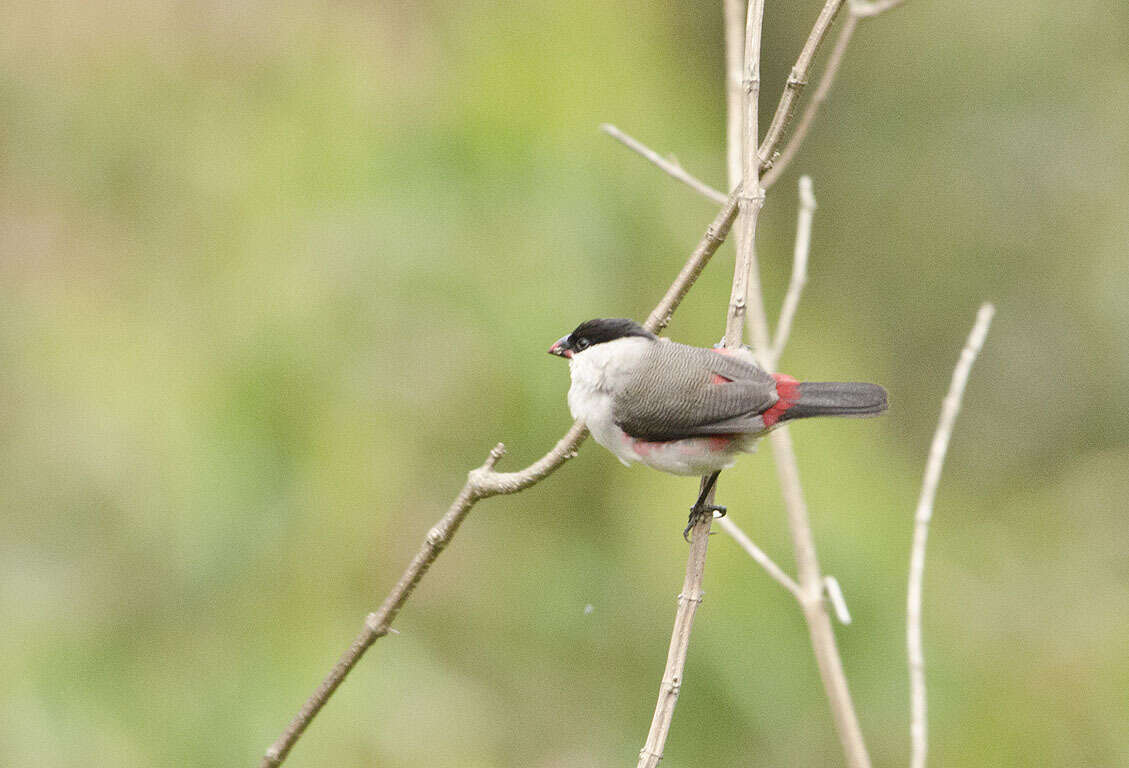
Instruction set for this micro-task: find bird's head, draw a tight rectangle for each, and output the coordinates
[548,318,656,359]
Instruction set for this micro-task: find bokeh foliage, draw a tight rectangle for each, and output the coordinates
[2,0,1127,765]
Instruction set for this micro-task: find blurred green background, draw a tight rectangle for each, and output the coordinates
[2,0,1127,765]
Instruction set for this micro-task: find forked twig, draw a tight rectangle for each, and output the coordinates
[908,303,995,768]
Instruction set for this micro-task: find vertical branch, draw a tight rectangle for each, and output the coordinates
[772,425,871,768]
[636,517,713,768]
[638,2,764,765]
[726,0,767,350]
[723,0,747,191]
[908,303,995,768]
[728,8,871,768]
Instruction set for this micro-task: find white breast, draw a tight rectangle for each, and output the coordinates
[566,337,651,466]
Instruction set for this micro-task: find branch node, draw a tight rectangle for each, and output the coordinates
[425,526,446,547]
[483,442,506,469]
[364,613,390,637]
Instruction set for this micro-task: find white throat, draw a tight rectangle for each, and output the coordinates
[566,337,652,459]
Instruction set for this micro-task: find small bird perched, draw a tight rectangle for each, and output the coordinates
[549,318,888,538]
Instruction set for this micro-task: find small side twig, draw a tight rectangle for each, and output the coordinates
[908,302,995,768]
[716,516,802,600]
[261,185,745,768]
[600,124,727,204]
[770,175,816,363]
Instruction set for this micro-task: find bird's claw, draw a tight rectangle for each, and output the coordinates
[683,504,727,542]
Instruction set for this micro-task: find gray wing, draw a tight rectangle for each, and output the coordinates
[612,341,778,441]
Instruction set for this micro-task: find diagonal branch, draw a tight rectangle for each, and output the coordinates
[716,516,802,600]
[762,0,913,189]
[908,302,995,768]
[762,12,857,189]
[601,124,727,204]
[259,185,744,768]
[757,0,846,174]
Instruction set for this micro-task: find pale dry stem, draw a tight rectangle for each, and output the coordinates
[637,0,764,762]
[908,303,995,768]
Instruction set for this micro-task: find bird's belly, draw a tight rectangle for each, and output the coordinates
[629,434,753,476]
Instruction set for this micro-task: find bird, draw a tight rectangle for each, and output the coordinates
[548,318,888,538]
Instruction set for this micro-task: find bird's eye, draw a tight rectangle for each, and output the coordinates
[575,337,590,350]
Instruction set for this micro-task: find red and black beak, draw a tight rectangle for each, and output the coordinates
[548,335,573,359]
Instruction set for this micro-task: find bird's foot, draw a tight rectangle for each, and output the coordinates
[683,503,727,542]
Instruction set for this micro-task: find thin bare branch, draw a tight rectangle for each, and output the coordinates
[908,303,995,768]
[725,0,766,348]
[723,0,746,190]
[600,124,727,204]
[771,175,817,361]
[769,426,872,768]
[719,6,872,765]
[636,511,713,768]
[645,189,741,335]
[757,0,845,174]
[716,516,802,601]
[762,0,913,188]
[261,185,745,768]
[762,12,857,189]
[638,1,765,763]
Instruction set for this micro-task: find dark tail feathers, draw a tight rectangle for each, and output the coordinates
[783,382,888,421]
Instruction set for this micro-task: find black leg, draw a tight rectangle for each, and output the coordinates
[683,470,727,541]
